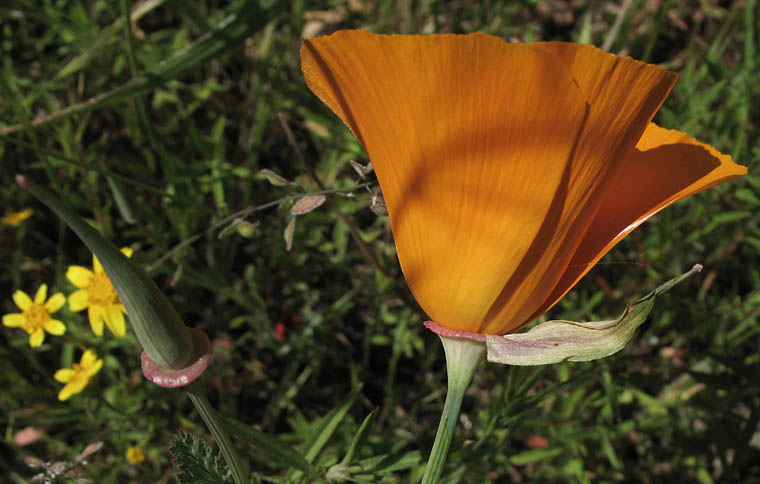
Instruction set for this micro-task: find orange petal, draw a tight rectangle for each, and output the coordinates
[479,43,678,334]
[303,31,590,332]
[527,123,748,321]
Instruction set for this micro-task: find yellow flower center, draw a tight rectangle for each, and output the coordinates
[88,272,120,306]
[23,304,50,331]
[70,363,91,383]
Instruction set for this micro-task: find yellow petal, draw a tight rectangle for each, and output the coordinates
[86,358,103,377]
[29,328,45,347]
[120,247,134,258]
[34,284,48,304]
[1,208,33,226]
[478,43,679,334]
[303,31,589,332]
[92,254,104,274]
[88,305,105,336]
[529,123,748,320]
[104,305,127,337]
[54,368,75,383]
[2,313,25,328]
[13,290,32,311]
[65,378,89,397]
[81,349,97,368]
[44,293,66,313]
[68,290,90,311]
[126,446,145,464]
[67,266,94,289]
[58,384,75,401]
[44,319,66,336]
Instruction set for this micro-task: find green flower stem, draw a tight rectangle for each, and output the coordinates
[421,336,486,484]
[187,388,248,484]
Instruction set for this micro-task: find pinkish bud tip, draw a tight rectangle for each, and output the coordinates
[15,174,27,188]
[141,328,213,388]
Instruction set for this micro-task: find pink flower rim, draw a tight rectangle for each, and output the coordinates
[141,328,213,388]
[423,321,486,342]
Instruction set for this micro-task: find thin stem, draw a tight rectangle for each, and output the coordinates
[421,336,486,484]
[187,388,248,484]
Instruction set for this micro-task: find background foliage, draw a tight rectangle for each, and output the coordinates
[1,0,758,482]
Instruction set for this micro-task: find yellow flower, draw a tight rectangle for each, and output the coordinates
[301,31,747,336]
[1,208,33,227]
[67,248,133,337]
[2,284,66,347]
[54,348,103,401]
[125,446,145,464]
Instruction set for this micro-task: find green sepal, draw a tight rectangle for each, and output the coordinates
[486,265,703,366]
[18,175,193,369]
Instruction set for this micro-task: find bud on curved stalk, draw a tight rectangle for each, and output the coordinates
[17,175,210,383]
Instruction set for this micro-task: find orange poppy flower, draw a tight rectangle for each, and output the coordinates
[301,31,747,336]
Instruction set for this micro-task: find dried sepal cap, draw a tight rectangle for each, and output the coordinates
[426,265,703,365]
[141,328,213,387]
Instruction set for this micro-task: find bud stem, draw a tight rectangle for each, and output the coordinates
[421,335,486,484]
[187,387,248,484]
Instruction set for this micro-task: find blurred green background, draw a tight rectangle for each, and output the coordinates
[0,0,758,482]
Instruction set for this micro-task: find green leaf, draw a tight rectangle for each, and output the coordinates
[353,451,423,474]
[509,447,564,466]
[4,1,285,134]
[217,412,311,473]
[286,386,362,482]
[486,265,704,366]
[170,432,234,484]
[106,175,137,225]
[340,407,378,466]
[55,0,168,80]
[258,168,295,187]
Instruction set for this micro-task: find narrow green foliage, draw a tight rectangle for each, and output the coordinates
[340,407,378,466]
[286,386,362,482]
[218,412,311,472]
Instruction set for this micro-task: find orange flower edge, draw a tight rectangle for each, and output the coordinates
[302,30,747,336]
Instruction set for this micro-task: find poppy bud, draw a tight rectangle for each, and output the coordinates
[17,175,211,385]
